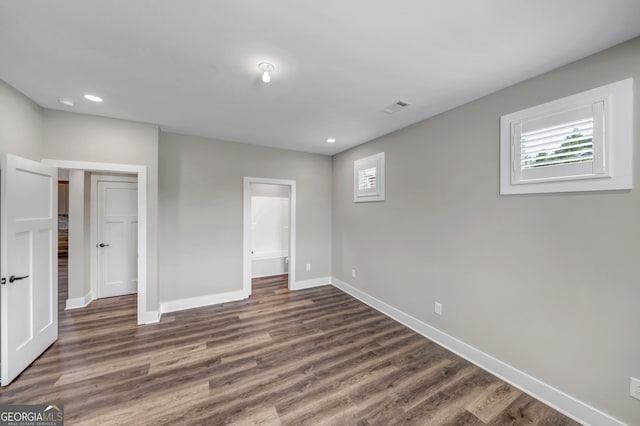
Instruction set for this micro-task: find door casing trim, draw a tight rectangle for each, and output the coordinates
[42,159,149,325]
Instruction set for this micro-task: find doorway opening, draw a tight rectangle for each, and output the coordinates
[57,172,69,308]
[250,183,290,294]
[44,159,149,325]
[243,177,296,297]
[55,170,139,323]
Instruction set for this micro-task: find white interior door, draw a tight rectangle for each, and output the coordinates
[1,153,57,386]
[96,178,137,298]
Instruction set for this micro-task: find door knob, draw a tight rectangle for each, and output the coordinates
[9,275,29,283]
[98,243,110,248]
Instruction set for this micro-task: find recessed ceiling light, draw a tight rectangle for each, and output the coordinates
[58,98,74,107]
[326,138,336,143]
[84,94,103,102]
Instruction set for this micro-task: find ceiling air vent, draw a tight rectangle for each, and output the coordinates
[382,100,411,114]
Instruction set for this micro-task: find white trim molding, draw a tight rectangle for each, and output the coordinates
[42,159,151,325]
[330,277,625,426]
[140,310,160,324]
[160,290,246,314]
[65,292,94,310]
[291,276,332,291]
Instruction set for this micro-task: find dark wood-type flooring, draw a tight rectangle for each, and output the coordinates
[0,258,580,425]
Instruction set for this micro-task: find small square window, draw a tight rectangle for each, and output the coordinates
[354,152,385,202]
[500,78,633,194]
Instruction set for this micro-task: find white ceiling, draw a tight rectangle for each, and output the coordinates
[1,1,639,155]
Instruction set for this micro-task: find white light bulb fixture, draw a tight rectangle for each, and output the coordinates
[258,62,275,83]
[326,138,336,144]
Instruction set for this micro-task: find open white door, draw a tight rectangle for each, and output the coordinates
[1,153,57,386]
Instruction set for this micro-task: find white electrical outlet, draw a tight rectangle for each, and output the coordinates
[351,269,356,278]
[434,302,443,316]
[306,263,311,272]
[631,377,640,401]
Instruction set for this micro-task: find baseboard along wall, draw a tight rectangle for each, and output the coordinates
[160,289,246,314]
[291,276,332,291]
[65,292,94,310]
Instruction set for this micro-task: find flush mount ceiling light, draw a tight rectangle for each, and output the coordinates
[258,62,275,83]
[84,94,103,102]
[326,138,336,143]
[58,98,74,107]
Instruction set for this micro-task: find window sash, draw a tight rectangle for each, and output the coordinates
[354,152,385,202]
[512,101,605,184]
[358,166,377,194]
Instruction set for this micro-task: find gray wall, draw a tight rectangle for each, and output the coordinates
[159,132,332,302]
[0,80,43,160]
[332,38,640,424]
[67,170,87,300]
[42,110,160,311]
[65,170,95,302]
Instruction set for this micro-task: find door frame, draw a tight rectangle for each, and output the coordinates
[91,174,138,300]
[243,177,296,295]
[42,159,149,325]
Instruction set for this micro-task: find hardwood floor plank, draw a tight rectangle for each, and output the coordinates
[486,393,579,426]
[74,382,211,426]
[466,381,523,423]
[349,357,452,414]
[54,359,151,387]
[0,263,580,425]
[397,369,491,426]
[237,299,315,320]
[223,404,282,426]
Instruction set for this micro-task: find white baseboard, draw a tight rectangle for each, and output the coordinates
[139,310,160,325]
[291,276,332,291]
[330,277,623,426]
[160,290,247,314]
[252,272,288,278]
[65,292,94,310]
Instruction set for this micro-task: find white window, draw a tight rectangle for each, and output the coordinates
[358,166,377,192]
[354,152,385,202]
[500,78,633,194]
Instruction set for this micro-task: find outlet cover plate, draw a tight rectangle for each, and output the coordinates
[434,302,443,316]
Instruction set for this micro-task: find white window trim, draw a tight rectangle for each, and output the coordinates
[354,152,385,202]
[500,78,633,195]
